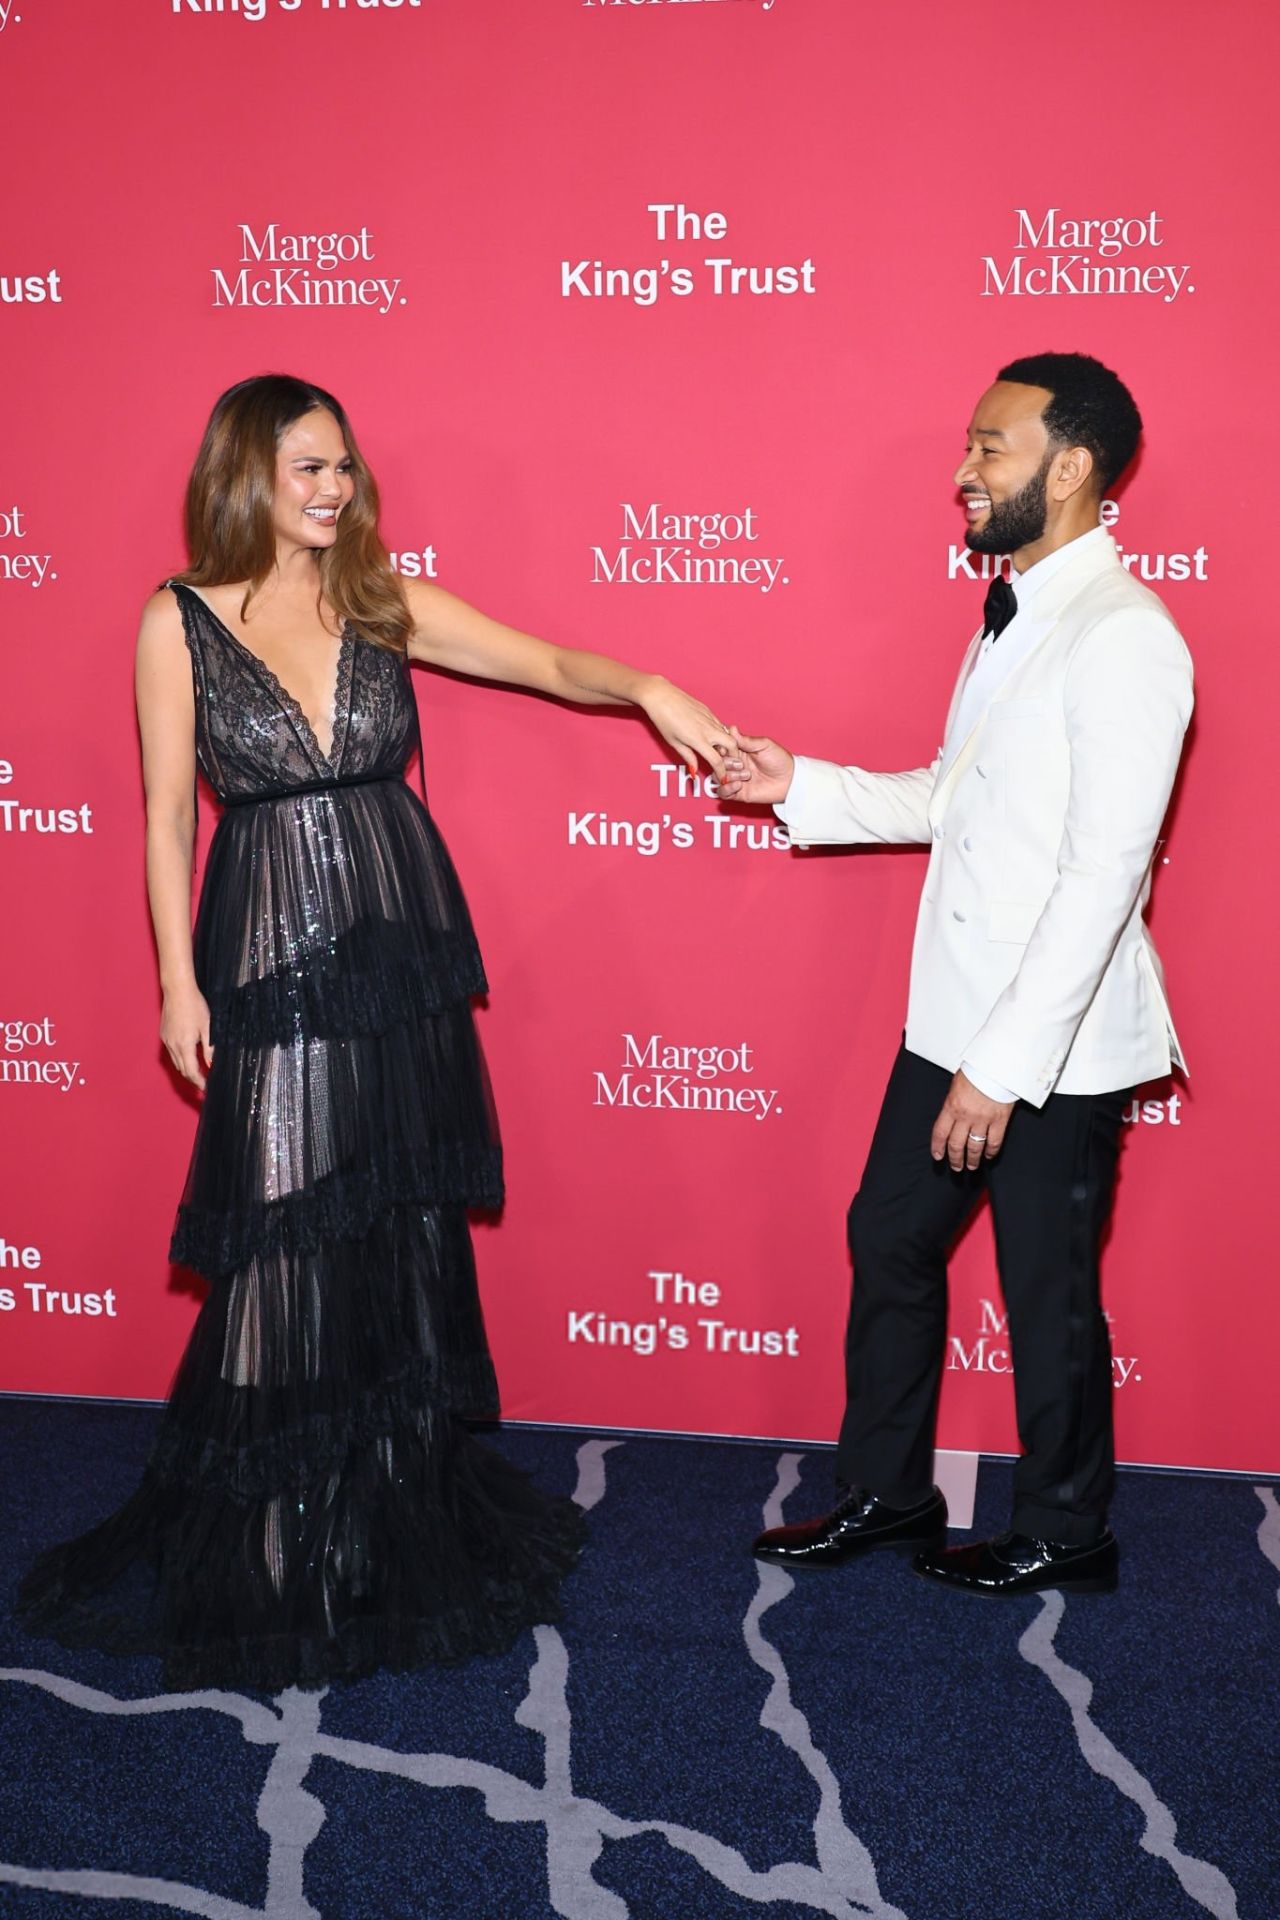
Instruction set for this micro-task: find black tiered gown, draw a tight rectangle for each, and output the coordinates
[19,583,585,1690]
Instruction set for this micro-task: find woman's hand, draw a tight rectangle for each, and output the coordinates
[640,677,740,778]
[161,983,214,1091]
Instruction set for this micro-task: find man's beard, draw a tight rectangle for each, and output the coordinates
[965,451,1053,553]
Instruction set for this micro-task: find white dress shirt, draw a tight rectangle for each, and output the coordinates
[943,527,1110,779]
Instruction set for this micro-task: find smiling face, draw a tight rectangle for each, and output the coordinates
[955,381,1058,558]
[271,408,355,560]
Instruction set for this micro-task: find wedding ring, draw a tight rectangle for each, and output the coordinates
[967,1132,987,1141]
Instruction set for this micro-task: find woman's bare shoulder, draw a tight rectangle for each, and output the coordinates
[136,582,186,660]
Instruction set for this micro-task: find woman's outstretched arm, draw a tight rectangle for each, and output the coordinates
[403,580,737,777]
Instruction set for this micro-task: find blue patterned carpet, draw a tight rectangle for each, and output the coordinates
[1,1399,1277,1920]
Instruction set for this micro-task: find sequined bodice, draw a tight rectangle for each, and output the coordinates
[171,582,417,804]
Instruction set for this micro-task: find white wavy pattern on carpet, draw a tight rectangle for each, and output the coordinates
[1018,1591,1240,1919]
[1254,1485,1280,1602]
[742,1453,907,1920]
[0,1675,320,1920]
[0,1440,902,1920]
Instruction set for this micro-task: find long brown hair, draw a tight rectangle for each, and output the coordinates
[175,374,412,653]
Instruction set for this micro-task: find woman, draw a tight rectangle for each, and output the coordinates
[19,374,736,1692]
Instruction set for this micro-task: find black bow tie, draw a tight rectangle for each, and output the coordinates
[982,575,1017,642]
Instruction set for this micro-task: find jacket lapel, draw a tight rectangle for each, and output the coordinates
[928,535,1126,822]
[940,627,986,743]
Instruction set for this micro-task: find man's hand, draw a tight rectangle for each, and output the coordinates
[715,730,795,805]
[930,1069,1016,1171]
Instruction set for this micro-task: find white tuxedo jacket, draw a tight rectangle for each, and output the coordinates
[778,533,1194,1106]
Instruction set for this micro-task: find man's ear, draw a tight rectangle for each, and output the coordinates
[1051,443,1096,501]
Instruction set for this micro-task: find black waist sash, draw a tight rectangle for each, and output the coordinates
[219,770,403,808]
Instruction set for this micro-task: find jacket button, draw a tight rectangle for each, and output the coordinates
[975,764,987,779]
[933,825,944,840]
[953,909,966,923]
[963,836,974,851]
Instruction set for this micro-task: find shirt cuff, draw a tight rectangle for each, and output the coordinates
[960,1059,1019,1105]
[772,753,813,828]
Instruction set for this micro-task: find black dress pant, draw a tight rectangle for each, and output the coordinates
[836,1045,1130,1546]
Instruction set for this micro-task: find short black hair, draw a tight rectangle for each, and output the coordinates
[996,351,1142,491]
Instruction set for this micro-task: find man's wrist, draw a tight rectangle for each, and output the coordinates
[773,751,805,816]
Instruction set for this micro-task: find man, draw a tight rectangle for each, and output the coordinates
[721,353,1193,1595]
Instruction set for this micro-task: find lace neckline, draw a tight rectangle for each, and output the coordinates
[179,584,355,774]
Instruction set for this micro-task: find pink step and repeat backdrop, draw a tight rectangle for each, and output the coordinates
[3,0,1276,1472]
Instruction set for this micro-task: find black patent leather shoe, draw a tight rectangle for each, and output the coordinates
[913,1528,1118,1596]
[752,1486,948,1567]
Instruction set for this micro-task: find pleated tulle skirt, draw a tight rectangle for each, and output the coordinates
[19,781,585,1690]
